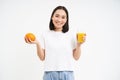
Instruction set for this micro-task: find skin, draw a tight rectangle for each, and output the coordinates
[25,9,86,61]
[52,9,67,32]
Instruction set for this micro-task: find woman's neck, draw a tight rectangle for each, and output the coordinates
[54,28,62,32]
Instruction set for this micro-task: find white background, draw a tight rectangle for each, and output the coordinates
[0,0,120,80]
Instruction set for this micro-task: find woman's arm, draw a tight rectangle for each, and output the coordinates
[73,35,86,60]
[73,43,81,60]
[25,37,45,61]
[36,42,45,61]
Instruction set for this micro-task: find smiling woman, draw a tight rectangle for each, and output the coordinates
[1,0,120,80]
[52,9,67,31]
[49,6,69,33]
[25,6,86,80]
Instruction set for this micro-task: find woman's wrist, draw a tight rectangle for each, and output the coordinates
[77,43,81,48]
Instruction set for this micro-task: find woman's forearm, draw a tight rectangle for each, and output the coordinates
[73,43,81,60]
[36,43,45,61]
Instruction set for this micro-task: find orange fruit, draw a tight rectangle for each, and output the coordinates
[25,33,36,41]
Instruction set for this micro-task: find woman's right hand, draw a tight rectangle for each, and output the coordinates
[24,37,39,44]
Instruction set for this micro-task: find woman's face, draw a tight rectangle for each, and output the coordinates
[52,9,67,31]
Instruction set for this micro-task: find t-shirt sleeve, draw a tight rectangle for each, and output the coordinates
[71,32,77,50]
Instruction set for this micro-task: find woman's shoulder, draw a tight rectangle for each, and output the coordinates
[41,30,53,36]
[67,30,76,36]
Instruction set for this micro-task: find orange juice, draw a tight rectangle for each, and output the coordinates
[77,33,86,43]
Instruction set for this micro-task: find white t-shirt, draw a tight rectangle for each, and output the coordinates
[39,30,77,71]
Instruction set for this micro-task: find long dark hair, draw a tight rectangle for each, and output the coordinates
[49,6,69,33]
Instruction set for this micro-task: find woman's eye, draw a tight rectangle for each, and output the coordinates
[62,17,65,19]
[62,16,66,19]
[55,15,59,17]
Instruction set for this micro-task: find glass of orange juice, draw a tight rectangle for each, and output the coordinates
[77,33,86,43]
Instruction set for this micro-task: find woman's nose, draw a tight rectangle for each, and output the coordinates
[57,17,62,22]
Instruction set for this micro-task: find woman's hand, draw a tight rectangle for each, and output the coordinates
[24,37,39,44]
[77,35,86,46]
[73,34,86,60]
[24,35,45,61]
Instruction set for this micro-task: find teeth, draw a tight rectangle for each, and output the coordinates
[57,23,61,25]
[56,23,61,25]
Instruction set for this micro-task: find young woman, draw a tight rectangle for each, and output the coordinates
[25,6,86,80]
